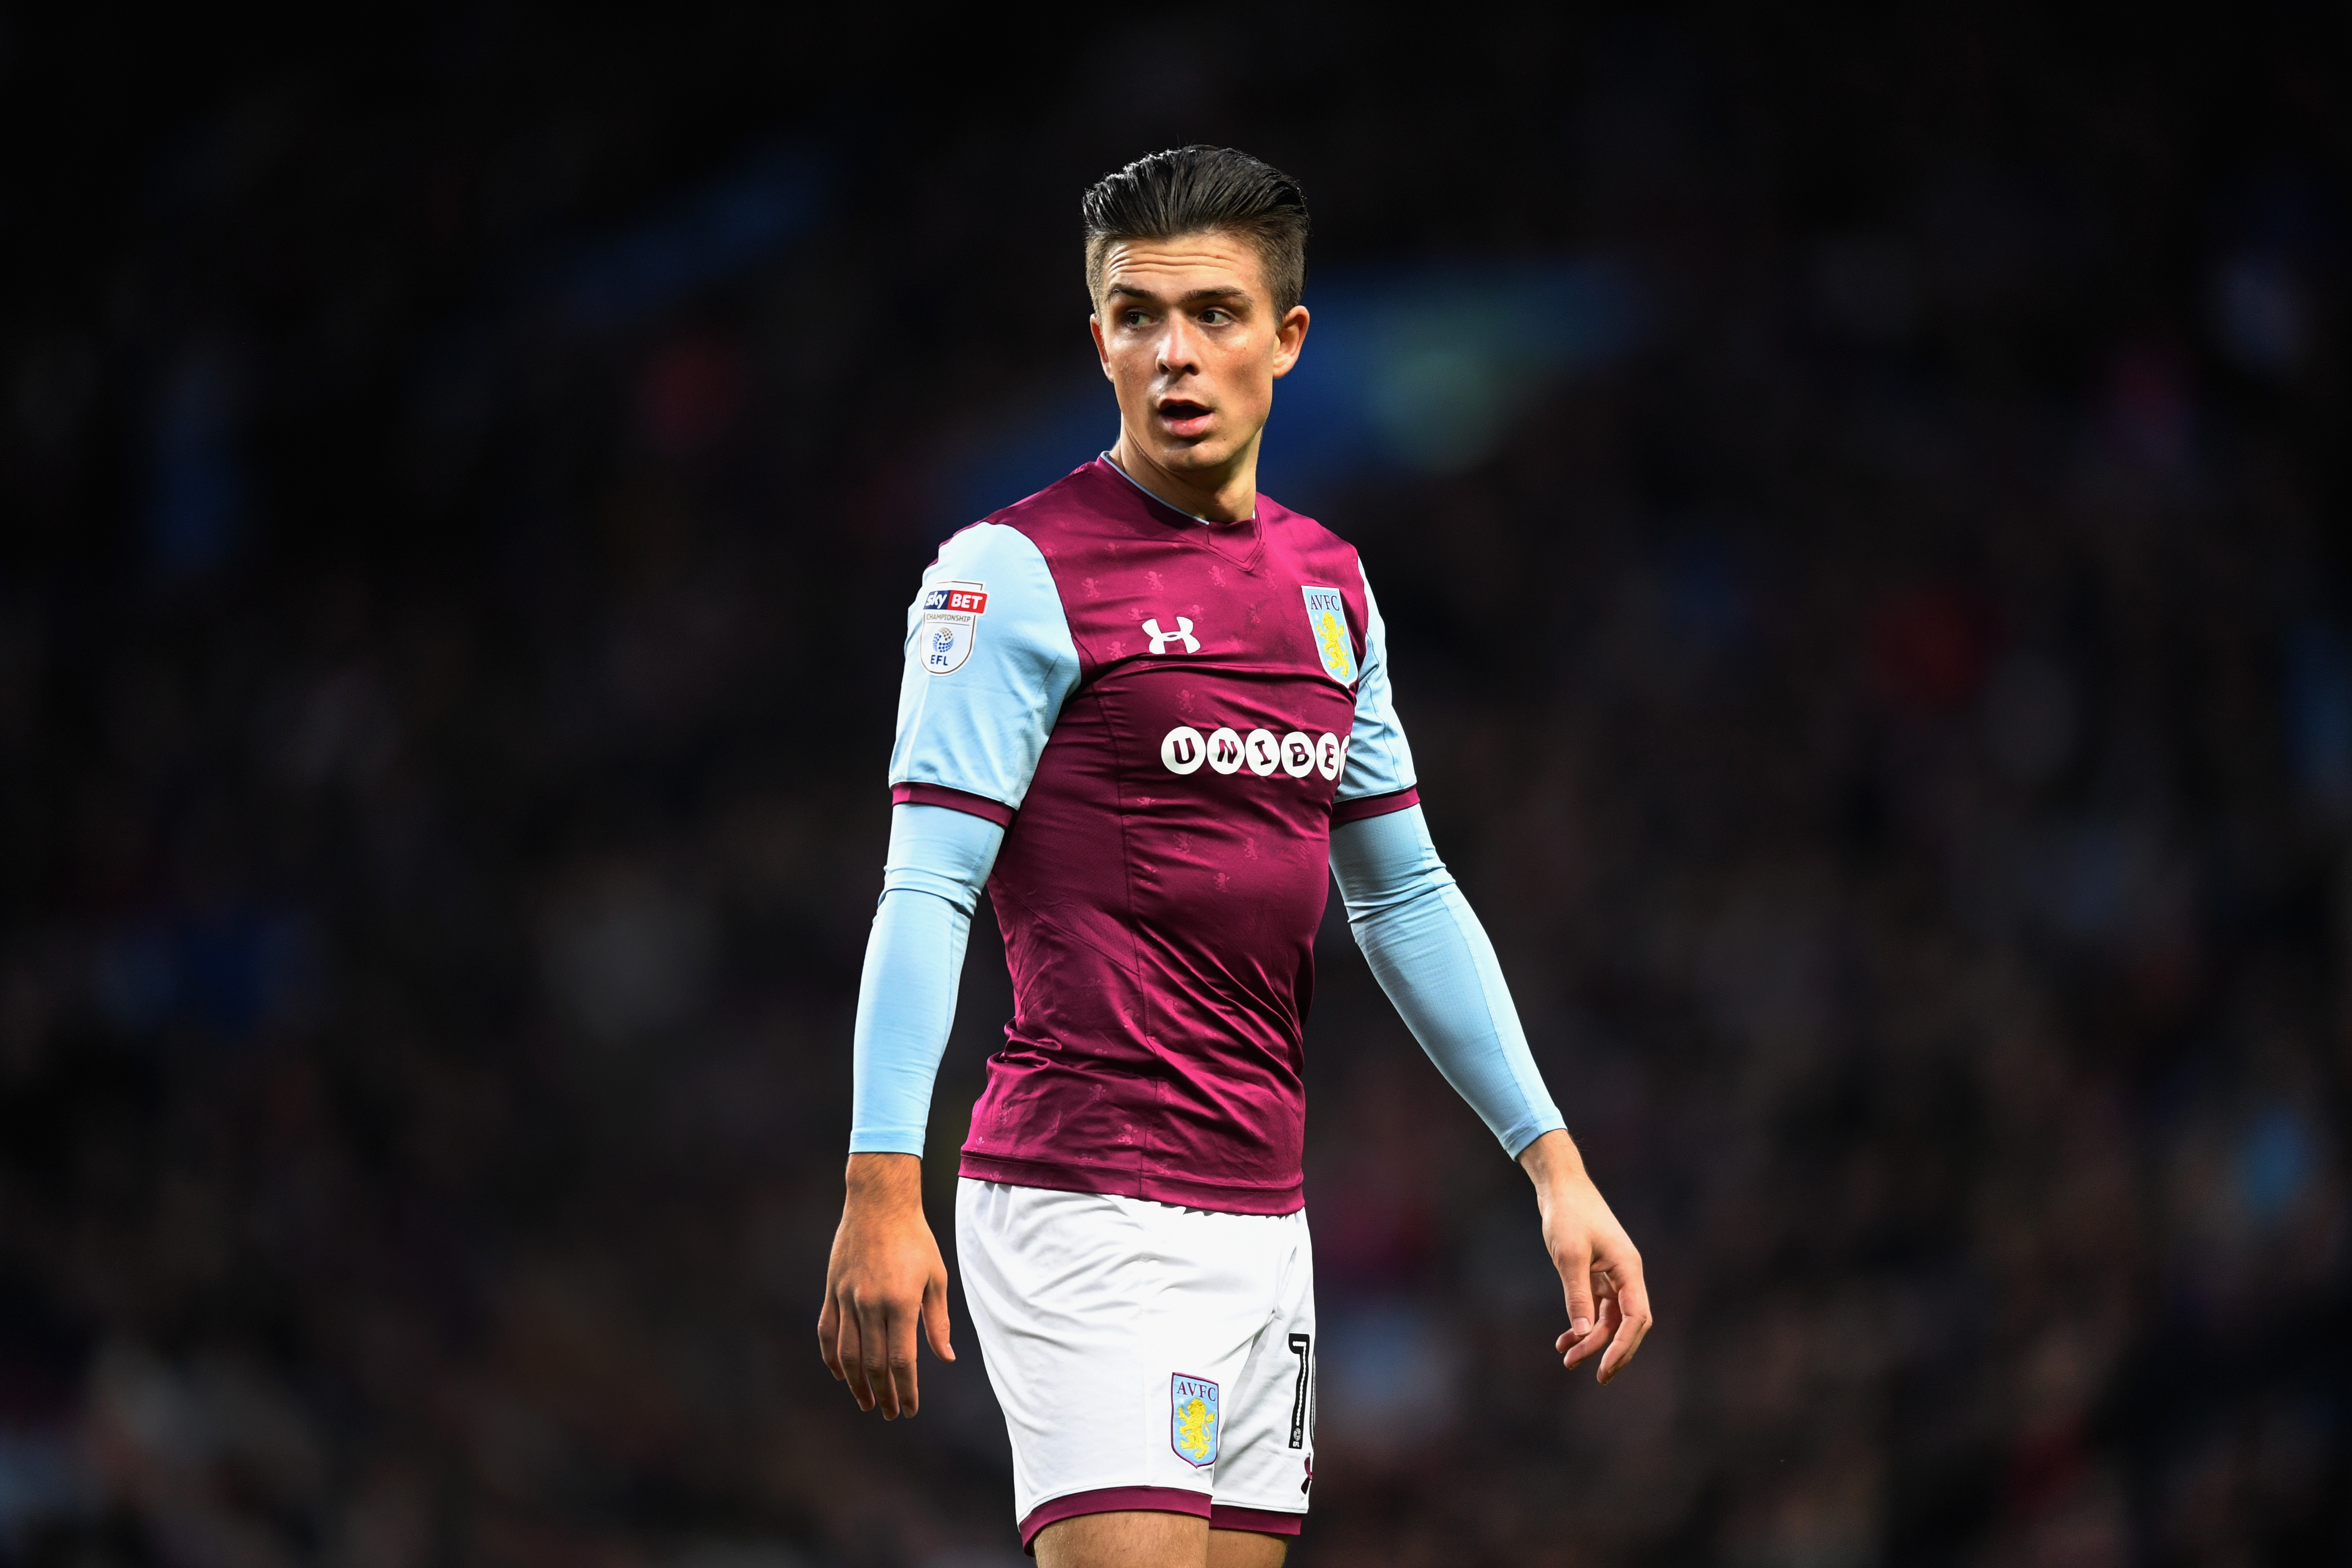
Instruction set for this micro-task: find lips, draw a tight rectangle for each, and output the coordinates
[1155,398,1214,439]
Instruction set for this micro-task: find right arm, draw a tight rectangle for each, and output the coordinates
[819,803,1004,1418]
[817,523,1077,1419]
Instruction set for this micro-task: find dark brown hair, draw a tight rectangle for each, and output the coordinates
[1082,146,1310,315]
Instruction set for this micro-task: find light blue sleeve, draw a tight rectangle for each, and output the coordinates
[889,523,1081,811]
[1336,561,1418,804]
[849,803,1007,1155]
[1329,805,1565,1157]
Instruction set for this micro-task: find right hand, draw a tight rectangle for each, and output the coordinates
[817,1152,955,1418]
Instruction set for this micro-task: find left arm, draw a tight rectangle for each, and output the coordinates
[1330,564,1651,1380]
[1330,805,1652,1381]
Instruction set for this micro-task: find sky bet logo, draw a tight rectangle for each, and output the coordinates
[921,585,988,615]
[1162,726,1345,781]
[916,580,987,677]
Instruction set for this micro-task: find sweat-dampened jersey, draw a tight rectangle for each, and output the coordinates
[889,457,1420,1215]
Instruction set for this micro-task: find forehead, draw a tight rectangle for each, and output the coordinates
[1097,230,1267,300]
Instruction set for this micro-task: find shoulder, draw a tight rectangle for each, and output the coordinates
[1258,495,1376,618]
[1255,492,1362,574]
[928,518,1053,581]
[917,522,1071,648]
[960,460,1135,559]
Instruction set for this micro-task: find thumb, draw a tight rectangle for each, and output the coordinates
[1557,1247,1595,1340]
[923,1274,956,1363]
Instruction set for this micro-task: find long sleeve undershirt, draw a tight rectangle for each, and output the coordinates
[1326,804,1565,1157]
[847,801,1564,1161]
[847,803,1005,1155]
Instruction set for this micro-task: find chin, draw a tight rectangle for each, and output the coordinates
[1157,437,1232,470]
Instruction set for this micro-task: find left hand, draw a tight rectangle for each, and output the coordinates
[1518,1128,1652,1384]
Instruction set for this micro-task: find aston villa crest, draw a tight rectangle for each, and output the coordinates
[1300,587,1356,684]
[1171,1374,1220,1467]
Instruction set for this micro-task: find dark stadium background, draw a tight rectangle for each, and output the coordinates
[3,8,2348,1565]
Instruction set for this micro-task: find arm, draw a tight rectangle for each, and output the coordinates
[1331,802,1652,1382]
[820,523,1076,1420]
[849,803,1005,1154]
[1331,563,1650,1380]
[821,803,1004,1419]
[1328,803,1563,1156]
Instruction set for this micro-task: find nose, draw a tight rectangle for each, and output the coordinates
[1156,314,1200,376]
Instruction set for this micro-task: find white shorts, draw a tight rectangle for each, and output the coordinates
[955,1178,1317,1552]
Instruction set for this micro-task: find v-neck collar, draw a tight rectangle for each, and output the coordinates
[1096,454,1263,571]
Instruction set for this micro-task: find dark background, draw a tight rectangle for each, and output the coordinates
[4,7,2349,1565]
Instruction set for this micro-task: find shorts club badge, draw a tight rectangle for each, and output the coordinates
[918,580,988,676]
[1171,1375,1221,1467]
[1300,587,1356,684]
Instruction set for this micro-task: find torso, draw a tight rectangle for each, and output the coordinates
[956,460,1371,1214]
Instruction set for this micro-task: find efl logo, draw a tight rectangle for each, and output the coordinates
[921,585,989,615]
[1162,725,1345,781]
[918,579,987,676]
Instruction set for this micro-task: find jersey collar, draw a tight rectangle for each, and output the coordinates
[1098,452,1258,527]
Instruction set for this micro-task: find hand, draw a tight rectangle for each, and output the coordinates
[817,1152,955,1418]
[1518,1129,1652,1384]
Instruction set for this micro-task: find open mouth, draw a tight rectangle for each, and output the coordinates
[1156,398,1214,438]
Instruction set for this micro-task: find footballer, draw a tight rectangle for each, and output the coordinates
[818,146,1651,1568]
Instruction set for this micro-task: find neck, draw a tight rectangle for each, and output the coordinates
[1107,429,1260,523]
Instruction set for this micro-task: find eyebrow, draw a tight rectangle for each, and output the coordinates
[1105,284,1251,305]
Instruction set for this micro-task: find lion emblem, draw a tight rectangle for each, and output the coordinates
[1170,1374,1221,1466]
[1176,1396,1217,1462]
[1315,611,1349,676]
[1301,587,1357,683]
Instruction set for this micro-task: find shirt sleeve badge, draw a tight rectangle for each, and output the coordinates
[1301,587,1358,685]
[917,580,988,676]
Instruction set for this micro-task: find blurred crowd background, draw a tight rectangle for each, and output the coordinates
[4,8,2348,1566]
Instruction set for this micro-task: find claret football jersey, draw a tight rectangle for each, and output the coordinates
[889,457,1420,1214]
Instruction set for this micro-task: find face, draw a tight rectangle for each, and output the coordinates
[1089,230,1309,481]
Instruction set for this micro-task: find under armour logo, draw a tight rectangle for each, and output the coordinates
[1142,617,1200,655]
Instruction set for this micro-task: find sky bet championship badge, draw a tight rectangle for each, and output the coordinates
[918,580,988,676]
[1171,1374,1220,1467]
[1301,586,1356,684]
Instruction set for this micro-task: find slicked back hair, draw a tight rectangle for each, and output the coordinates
[1083,147,1310,316]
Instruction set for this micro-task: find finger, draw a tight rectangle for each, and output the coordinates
[856,1295,898,1418]
[1563,1295,1619,1370]
[922,1274,956,1364]
[890,1296,923,1418]
[1597,1269,1654,1385]
[838,1294,877,1411]
[1554,1272,1618,1353]
[1562,1294,1617,1366]
[817,1291,845,1382]
[1555,1245,1595,1340]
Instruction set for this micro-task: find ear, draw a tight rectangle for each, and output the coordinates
[1089,313,1114,381]
[1270,305,1311,379]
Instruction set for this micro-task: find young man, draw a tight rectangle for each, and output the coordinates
[818,147,1651,1568]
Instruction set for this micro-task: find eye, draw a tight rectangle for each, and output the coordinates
[1200,308,1233,325]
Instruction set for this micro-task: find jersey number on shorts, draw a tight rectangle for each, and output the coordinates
[1286,1333,1314,1449]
